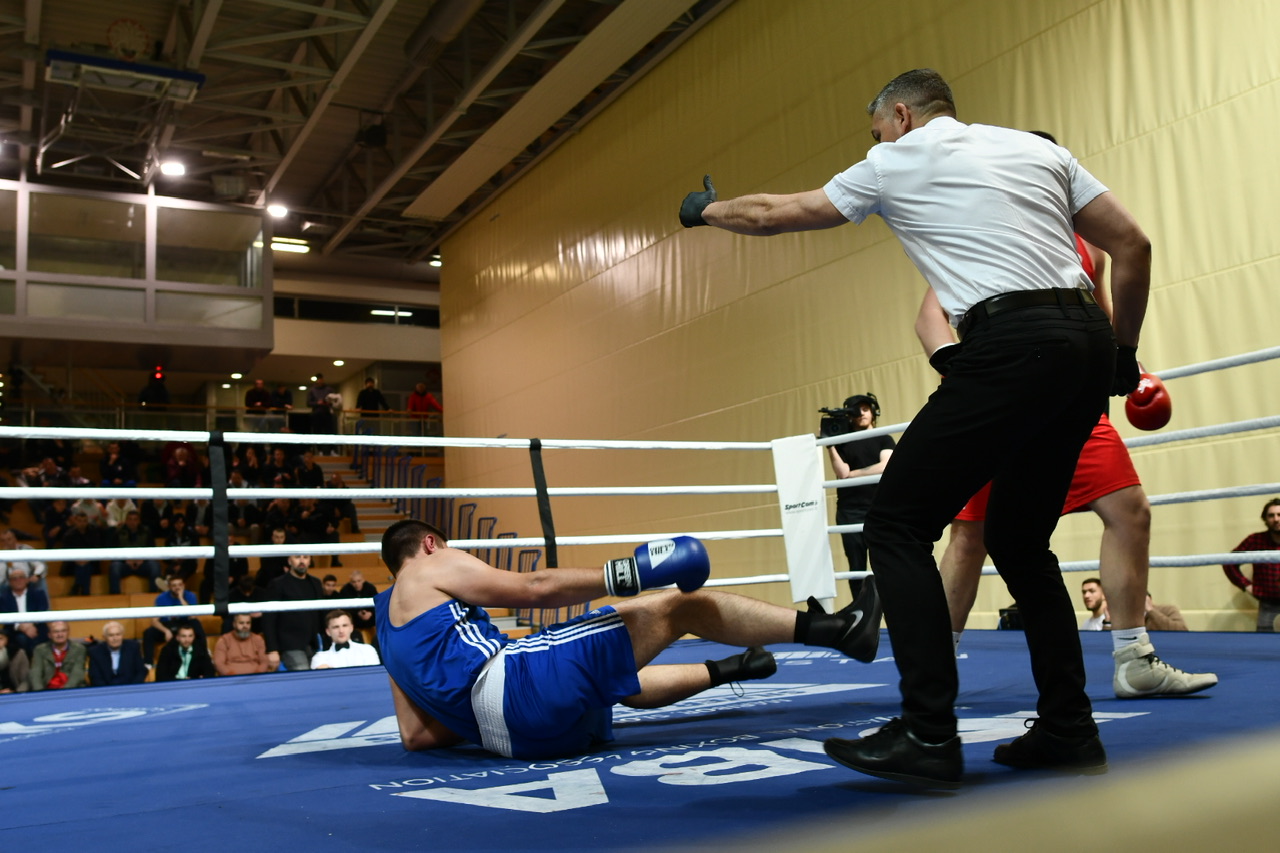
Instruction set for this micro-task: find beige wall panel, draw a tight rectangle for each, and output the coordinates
[440,0,1280,619]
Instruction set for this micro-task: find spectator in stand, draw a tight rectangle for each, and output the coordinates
[29,620,87,691]
[0,630,30,693]
[214,613,272,676]
[140,498,171,535]
[155,623,215,682]
[255,527,290,589]
[225,574,266,634]
[1144,591,1188,632]
[307,373,338,453]
[235,445,265,487]
[294,449,325,489]
[189,498,214,540]
[260,446,296,491]
[356,377,389,414]
[322,574,340,598]
[324,472,360,534]
[109,509,161,593]
[141,576,203,665]
[99,442,138,488]
[42,496,72,548]
[66,464,91,487]
[87,620,147,686]
[263,496,300,542]
[1081,577,1109,631]
[338,569,377,643]
[2,527,48,592]
[310,610,381,669]
[61,509,103,596]
[104,496,138,528]
[1225,497,1280,632]
[1,565,49,658]
[70,495,108,529]
[34,456,71,488]
[228,470,264,543]
[407,382,443,435]
[245,378,274,432]
[161,513,199,584]
[298,497,341,566]
[262,553,327,671]
[270,383,295,431]
[166,445,202,488]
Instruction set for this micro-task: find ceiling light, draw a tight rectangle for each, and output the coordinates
[230,372,242,380]
[159,160,185,176]
[429,253,442,268]
[298,385,307,391]
[267,203,288,218]
[253,237,311,254]
[370,309,413,317]
[333,360,344,367]
[221,383,231,389]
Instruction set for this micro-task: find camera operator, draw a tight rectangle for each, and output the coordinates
[824,394,894,597]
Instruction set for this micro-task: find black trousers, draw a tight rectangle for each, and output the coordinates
[864,298,1114,742]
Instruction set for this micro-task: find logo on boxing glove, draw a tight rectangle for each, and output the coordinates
[603,536,710,596]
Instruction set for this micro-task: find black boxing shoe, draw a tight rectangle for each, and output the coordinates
[807,575,882,663]
[705,646,777,687]
[824,717,963,789]
[992,718,1108,774]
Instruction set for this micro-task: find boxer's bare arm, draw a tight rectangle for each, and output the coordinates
[388,545,606,626]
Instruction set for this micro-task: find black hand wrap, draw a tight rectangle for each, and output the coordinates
[1112,345,1140,396]
[928,342,959,377]
[604,558,640,597]
[679,174,717,227]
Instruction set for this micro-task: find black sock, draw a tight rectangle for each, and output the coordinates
[705,647,777,687]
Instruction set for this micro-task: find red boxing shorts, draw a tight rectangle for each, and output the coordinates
[955,413,1141,521]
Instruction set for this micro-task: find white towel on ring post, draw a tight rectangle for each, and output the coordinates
[771,433,837,608]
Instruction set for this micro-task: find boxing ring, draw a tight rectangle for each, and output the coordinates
[3,345,1280,849]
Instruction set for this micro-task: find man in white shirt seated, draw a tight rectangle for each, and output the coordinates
[311,610,381,669]
[1,528,48,592]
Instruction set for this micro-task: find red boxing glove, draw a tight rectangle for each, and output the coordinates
[1125,372,1172,430]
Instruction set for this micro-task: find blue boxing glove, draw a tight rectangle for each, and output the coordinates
[604,536,710,596]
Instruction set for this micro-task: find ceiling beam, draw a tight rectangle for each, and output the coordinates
[321,0,568,254]
[261,0,401,199]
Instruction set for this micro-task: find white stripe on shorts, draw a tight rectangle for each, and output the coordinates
[471,648,513,758]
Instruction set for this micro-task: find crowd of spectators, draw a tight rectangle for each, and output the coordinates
[1,433,381,693]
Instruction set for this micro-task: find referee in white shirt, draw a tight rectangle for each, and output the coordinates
[311,610,381,669]
[680,68,1150,788]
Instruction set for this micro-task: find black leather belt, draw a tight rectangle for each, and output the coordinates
[957,288,1096,339]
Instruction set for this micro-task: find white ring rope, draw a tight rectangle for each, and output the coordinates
[2,346,1275,632]
[1153,344,1280,381]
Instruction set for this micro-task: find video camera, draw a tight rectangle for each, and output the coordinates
[818,406,859,437]
[818,392,880,437]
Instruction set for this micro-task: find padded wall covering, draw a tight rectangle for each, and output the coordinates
[439,0,1280,617]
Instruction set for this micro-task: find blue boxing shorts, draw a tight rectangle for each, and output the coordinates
[470,605,641,760]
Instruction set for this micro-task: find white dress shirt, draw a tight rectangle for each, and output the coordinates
[310,641,381,669]
[823,116,1108,324]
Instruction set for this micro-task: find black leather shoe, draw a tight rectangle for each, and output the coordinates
[992,718,1107,773]
[813,575,882,663]
[824,717,963,789]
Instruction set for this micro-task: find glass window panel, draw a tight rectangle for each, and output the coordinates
[29,193,145,278]
[0,189,15,270]
[0,281,13,314]
[156,291,262,329]
[27,281,145,321]
[156,207,263,288]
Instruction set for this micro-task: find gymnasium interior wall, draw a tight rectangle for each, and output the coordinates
[438,0,1280,627]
